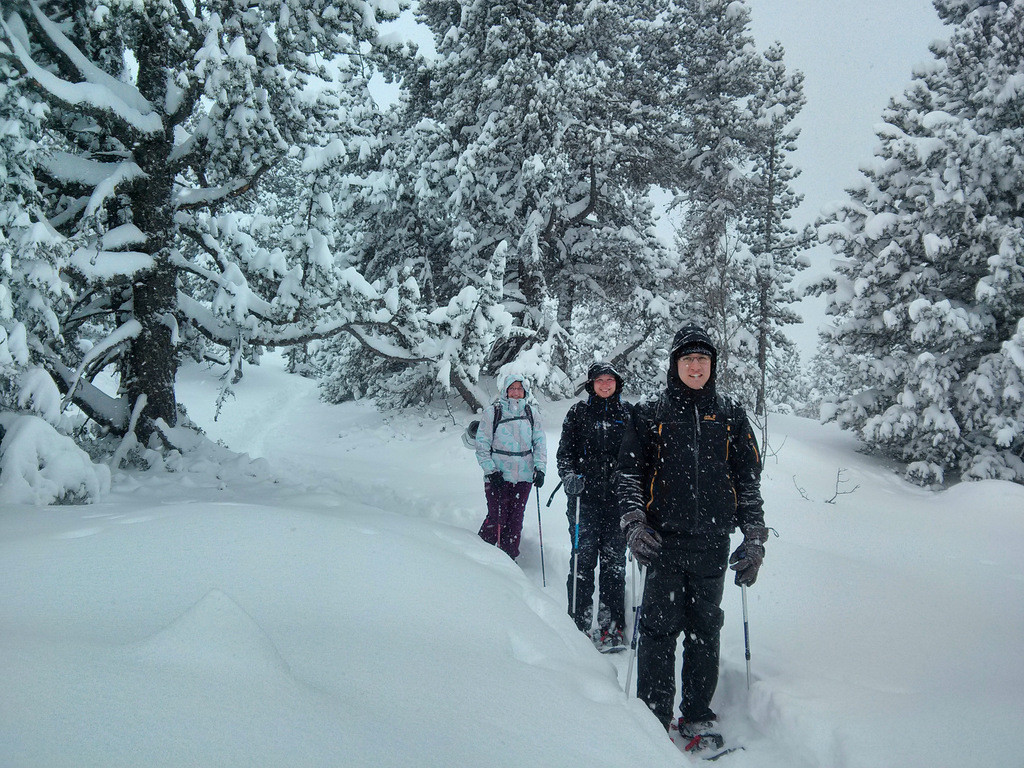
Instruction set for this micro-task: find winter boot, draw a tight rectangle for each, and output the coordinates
[676,717,724,752]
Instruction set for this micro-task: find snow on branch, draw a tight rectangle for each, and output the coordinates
[24,0,156,116]
[31,340,130,431]
[174,164,274,211]
[1,10,162,135]
[69,249,155,281]
[177,292,248,346]
[61,319,142,413]
[169,248,277,322]
[36,153,143,189]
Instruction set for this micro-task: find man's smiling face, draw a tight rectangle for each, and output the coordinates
[677,354,711,390]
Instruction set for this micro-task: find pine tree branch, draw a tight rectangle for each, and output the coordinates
[29,339,130,433]
[0,44,137,148]
[14,2,87,87]
[3,4,159,144]
[175,163,275,212]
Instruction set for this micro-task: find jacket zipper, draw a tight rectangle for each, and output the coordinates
[692,403,701,512]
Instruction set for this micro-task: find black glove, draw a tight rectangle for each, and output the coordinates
[729,524,767,586]
[533,469,545,488]
[487,470,506,489]
[562,473,585,496]
[625,521,663,567]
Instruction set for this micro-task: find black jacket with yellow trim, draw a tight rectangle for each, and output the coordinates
[615,379,764,538]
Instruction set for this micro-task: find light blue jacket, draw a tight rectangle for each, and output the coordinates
[475,375,547,483]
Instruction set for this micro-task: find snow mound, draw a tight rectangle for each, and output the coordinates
[0,413,111,505]
[135,588,293,679]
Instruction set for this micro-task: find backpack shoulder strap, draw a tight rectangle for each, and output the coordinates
[653,394,668,430]
[718,395,749,460]
[719,395,741,430]
[493,402,535,431]
[492,402,502,434]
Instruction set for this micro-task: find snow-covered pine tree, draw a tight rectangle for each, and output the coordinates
[738,42,807,415]
[0,48,114,504]
[799,329,846,419]
[405,0,575,392]
[813,0,1024,484]
[329,0,676,405]
[0,48,57,414]
[0,0,401,451]
[560,0,693,393]
[667,0,766,401]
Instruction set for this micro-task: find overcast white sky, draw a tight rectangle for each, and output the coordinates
[748,0,948,227]
[748,0,948,353]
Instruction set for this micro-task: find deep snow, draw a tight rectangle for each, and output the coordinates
[1,353,1021,768]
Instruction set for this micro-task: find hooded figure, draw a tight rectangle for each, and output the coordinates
[474,374,547,560]
[615,325,768,742]
[556,361,632,651]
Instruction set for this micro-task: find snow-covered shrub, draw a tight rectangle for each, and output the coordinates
[0,413,111,505]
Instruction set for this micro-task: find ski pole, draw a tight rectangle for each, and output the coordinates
[742,583,751,690]
[624,561,647,699]
[570,497,580,617]
[535,485,547,587]
[494,479,501,553]
[545,478,564,507]
[629,555,637,625]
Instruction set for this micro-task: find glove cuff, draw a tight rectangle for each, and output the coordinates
[741,524,768,546]
[620,509,646,532]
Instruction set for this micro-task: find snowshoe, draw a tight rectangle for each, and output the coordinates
[670,718,741,760]
[597,627,627,654]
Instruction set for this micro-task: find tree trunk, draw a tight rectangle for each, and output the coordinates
[756,279,769,416]
[117,15,179,444]
[125,257,179,443]
[754,142,778,417]
[125,141,178,441]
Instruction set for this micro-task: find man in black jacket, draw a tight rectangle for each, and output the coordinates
[557,361,632,651]
[616,325,768,740]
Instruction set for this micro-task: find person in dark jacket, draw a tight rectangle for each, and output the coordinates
[556,362,632,652]
[616,325,768,741]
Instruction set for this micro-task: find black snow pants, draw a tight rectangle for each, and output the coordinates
[566,498,626,634]
[636,534,730,729]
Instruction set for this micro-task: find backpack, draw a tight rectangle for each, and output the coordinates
[461,402,534,449]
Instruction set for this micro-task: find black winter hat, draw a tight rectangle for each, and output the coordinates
[674,339,715,358]
[670,326,717,361]
[585,361,623,396]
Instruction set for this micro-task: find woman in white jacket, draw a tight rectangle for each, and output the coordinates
[474,374,547,559]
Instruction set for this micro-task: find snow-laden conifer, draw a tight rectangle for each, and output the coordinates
[0,0,403,499]
[814,1,1024,483]
[0,43,113,503]
[664,0,783,402]
[327,0,676,405]
[738,42,807,415]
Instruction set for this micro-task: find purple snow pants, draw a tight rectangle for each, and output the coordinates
[478,480,533,560]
